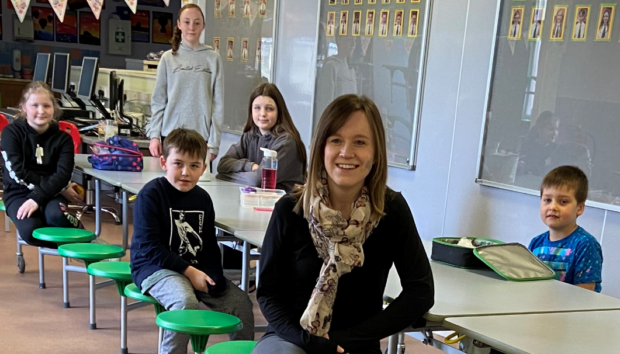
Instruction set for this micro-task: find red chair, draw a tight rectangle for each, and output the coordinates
[0,114,9,132]
[58,121,82,154]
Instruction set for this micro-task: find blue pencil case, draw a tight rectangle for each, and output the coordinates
[88,136,144,172]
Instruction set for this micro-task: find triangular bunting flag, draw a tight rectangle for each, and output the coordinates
[163,0,169,6]
[124,0,137,14]
[12,0,30,23]
[86,0,104,19]
[49,0,68,23]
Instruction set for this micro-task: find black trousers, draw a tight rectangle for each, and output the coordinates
[6,193,80,248]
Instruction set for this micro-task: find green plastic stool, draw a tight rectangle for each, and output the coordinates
[58,243,125,327]
[88,261,132,354]
[156,310,243,354]
[205,341,257,354]
[125,283,166,354]
[32,227,95,289]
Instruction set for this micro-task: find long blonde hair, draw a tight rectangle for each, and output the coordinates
[17,81,62,121]
[293,94,388,220]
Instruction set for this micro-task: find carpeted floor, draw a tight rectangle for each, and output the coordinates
[0,200,447,353]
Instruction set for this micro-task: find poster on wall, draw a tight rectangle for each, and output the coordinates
[507,6,523,40]
[215,0,221,18]
[86,0,103,19]
[572,5,590,41]
[228,0,235,17]
[226,37,234,61]
[393,9,403,36]
[152,11,173,44]
[527,7,544,41]
[11,0,30,22]
[258,0,266,17]
[49,0,68,22]
[213,37,220,53]
[549,6,567,40]
[56,10,77,42]
[408,9,418,37]
[241,38,248,61]
[79,11,101,45]
[595,4,615,41]
[130,9,150,42]
[32,7,54,41]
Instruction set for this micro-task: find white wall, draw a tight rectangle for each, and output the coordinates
[216,0,620,298]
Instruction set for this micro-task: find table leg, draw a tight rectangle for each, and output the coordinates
[121,295,128,354]
[63,257,70,308]
[90,274,96,329]
[95,179,101,237]
[122,191,128,250]
[38,247,46,289]
[241,241,250,292]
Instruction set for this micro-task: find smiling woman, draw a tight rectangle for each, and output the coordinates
[253,95,434,354]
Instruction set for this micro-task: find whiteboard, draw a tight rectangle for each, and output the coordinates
[477,0,620,211]
[204,0,279,134]
[312,0,432,169]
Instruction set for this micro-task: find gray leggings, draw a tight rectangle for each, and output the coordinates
[147,273,255,354]
[252,333,307,354]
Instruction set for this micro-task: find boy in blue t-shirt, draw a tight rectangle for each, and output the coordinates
[529,165,603,292]
[130,128,254,353]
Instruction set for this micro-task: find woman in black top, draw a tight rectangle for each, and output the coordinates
[254,95,434,354]
[2,82,84,248]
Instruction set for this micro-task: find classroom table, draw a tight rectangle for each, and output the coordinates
[444,310,620,354]
[383,241,620,354]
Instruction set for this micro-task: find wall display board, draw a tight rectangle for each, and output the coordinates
[207,0,278,133]
[313,0,432,169]
[478,0,620,210]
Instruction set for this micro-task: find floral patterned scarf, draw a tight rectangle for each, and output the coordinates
[299,177,379,336]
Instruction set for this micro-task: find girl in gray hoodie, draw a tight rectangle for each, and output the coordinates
[147,4,223,162]
[216,83,307,193]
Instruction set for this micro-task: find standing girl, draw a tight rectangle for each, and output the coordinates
[2,82,84,248]
[216,83,307,193]
[147,3,223,162]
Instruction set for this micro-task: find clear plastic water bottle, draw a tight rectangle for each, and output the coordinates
[260,147,277,190]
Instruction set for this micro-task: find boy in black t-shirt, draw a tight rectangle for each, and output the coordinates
[130,128,254,353]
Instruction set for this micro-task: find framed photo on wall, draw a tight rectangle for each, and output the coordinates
[131,9,150,43]
[152,11,173,44]
[79,11,101,45]
[549,6,567,41]
[32,6,54,41]
[572,6,590,41]
[56,10,77,43]
[595,5,615,41]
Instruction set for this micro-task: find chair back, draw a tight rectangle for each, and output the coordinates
[0,114,9,133]
[58,121,82,154]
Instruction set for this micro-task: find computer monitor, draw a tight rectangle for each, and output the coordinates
[33,53,50,83]
[118,79,126,115]
[77,57,99,101]
[109,71,117,111]
[51,53,70,94]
